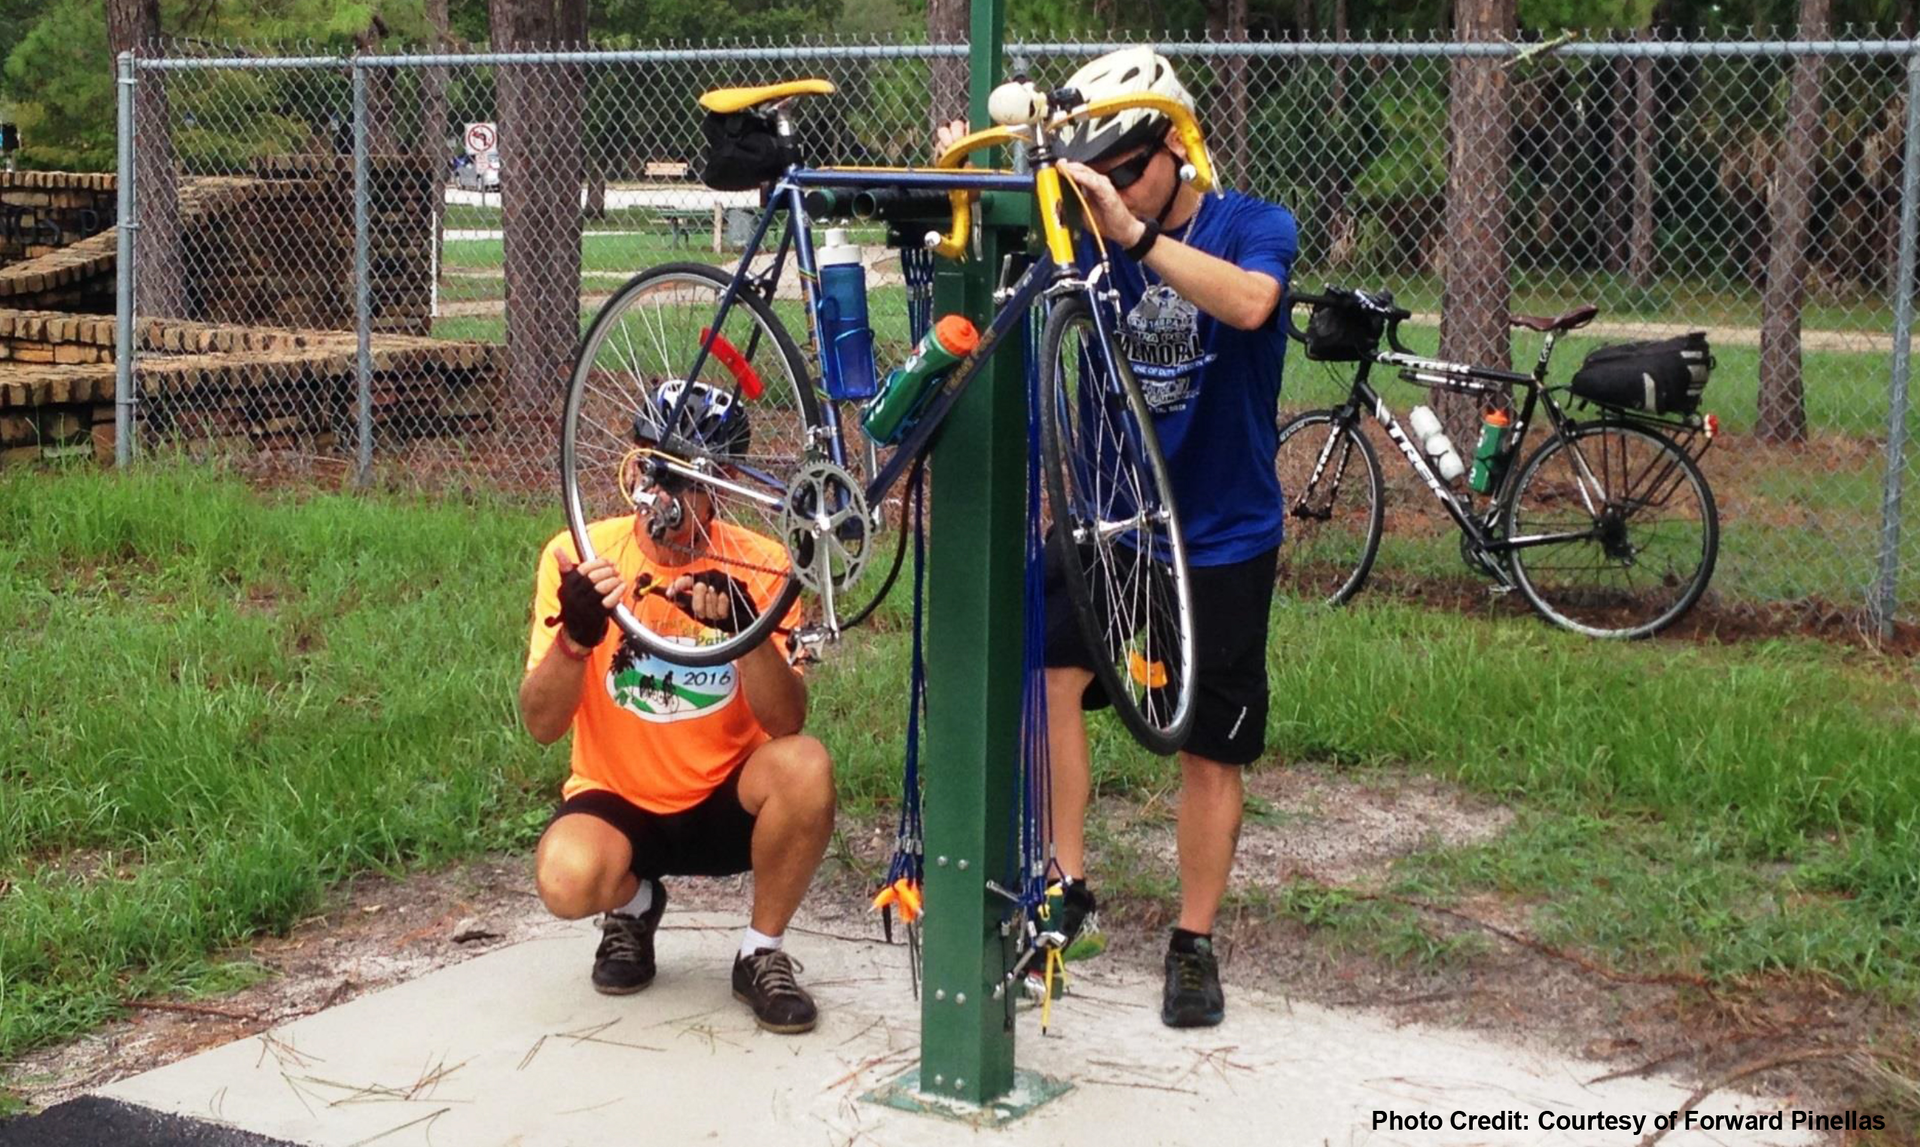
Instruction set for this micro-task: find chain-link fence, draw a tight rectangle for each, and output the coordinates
[98,33,1917,627]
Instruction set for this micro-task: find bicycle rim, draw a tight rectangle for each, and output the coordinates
[1273,410,1384,606]
[1039,295,1197,755]
[1504,422,1718,638]
[562,262,820,667]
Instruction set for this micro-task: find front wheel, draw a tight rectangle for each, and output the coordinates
[1273,409,1385,605]
[1038,295,1197,756]
[561,262,822,668]
[1502,421,1718,638]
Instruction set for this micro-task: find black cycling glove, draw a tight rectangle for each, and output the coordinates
[670,570,760,636]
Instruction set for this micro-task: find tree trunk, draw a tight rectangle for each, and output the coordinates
[421,0,451,317]
[1204,0,1251,190]
[928,0,968,133]
[491,0,587,419]
[1295,0,1313,38]
[1627,28,1657,289]
[1324,0,1359,268]
[107,0,186,320]
[1600,50,1630,273]
[1756,0,1830,445]
[1439,0,1515,403]
[354,17,400,157]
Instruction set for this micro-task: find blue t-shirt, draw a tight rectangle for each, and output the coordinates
[1076,191,1297,566]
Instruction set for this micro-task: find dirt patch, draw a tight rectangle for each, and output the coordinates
[1285,563,1920,660]
[1107,764,1512,888]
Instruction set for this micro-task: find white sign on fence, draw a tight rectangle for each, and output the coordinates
[463,122,497,156]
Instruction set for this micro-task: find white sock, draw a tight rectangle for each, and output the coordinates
[739,925,783,960]
[612,880,653,918]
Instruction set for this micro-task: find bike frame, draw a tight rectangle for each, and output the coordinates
[1313,328,1626,558]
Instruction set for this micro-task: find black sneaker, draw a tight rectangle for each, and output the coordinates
[1162,936,1225,1028]
[1057,879,1098,951]
[591,879,665,995]
[732,947,818,1034]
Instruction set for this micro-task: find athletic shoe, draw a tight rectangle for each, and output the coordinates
[591,879,666,995]
[1161,936,1225,1028]
[732,947,818,1034]
[1057,878,1099,954]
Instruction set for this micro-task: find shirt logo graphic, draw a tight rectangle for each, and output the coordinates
[1121,286,1215,410]
[605,637,736,723]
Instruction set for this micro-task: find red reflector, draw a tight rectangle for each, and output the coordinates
[701,328,764,400]
[1704,412,1719,440]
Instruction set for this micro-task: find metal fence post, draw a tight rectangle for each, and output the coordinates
[114,51,137,467]
[1873,47,1920,638]
[352,58,374,487]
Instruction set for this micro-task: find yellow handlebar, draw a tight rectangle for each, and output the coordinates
[927,125,1024,261]
[921,93,1216,262]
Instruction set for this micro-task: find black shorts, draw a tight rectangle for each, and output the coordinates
[550,768,756,880]
[1044,544,1278,766]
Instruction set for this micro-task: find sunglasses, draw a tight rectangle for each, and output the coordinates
[1100,144,1164,191]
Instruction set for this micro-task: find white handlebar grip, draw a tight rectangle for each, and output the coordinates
[988,81,1047,126]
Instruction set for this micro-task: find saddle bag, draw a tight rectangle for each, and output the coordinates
[1302,299,1384,362]
[699,109,792,191]
[1568,333,1713,415]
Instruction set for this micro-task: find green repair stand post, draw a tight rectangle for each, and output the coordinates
[863,0,1072,1124]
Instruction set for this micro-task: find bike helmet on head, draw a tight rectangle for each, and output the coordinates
[633,379,752,459]
[1057,47,1195,165]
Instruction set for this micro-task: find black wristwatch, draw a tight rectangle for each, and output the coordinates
[1123,220,1162,262]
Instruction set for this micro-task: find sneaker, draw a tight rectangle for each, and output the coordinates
[732,947,818,1034]
[1162,936,1225,1028]
[1057,879,1098,954]
[591,879,665,995]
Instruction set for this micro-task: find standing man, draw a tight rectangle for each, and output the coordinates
[942,47,1298,1028]
[519,381,835,1034]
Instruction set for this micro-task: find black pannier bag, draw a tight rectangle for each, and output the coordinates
[1569,333,1713,415]
[699,110,791,191]
[1302,299,1385,361]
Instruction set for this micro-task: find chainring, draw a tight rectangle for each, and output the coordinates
[780,460,872,596]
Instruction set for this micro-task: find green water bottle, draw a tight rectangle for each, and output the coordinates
[860,314,979,445]
[1468,408,1512,494]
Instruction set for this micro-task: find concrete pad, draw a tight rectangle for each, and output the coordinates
[99,913,1814,1147]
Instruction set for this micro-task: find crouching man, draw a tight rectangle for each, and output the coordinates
[518,381,833,1034]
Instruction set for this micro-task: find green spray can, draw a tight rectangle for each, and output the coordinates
[860,314,980,445]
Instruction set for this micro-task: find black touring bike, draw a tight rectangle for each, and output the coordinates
[1274,287,1719,639]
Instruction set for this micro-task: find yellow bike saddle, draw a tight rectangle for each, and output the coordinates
[698,79,835,114]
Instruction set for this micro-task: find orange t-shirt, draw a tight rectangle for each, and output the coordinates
[527,516,803,814]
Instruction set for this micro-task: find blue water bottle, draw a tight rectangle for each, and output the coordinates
[818,228,877,400]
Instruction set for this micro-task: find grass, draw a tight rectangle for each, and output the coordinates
[5,461,1917,1089]
[0,465,566,1061]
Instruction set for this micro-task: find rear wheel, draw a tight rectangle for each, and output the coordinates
[1503,421,1717,638]
[562,262,821,667]
[1273,409,1384,605]
[1038,295,1197,756]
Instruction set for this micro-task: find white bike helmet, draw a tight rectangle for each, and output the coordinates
[1058,47,1196,164]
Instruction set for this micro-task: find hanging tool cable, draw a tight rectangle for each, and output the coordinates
[872,465,929,995]
[991,298,1071,1033]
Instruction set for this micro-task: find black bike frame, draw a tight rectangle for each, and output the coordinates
[1322,333,1612,556]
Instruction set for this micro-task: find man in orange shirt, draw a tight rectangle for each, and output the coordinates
[519,381,833,1034]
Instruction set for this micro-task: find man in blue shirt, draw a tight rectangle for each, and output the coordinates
[942,47,1298,1029]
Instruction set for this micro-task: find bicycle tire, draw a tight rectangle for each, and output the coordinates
[1502,421,1718,639]
[562,262,820,668]
[1273,409,1385,606]
[1038,294,1197,756]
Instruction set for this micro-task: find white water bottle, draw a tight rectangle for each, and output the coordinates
[1408,405,1467,483]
